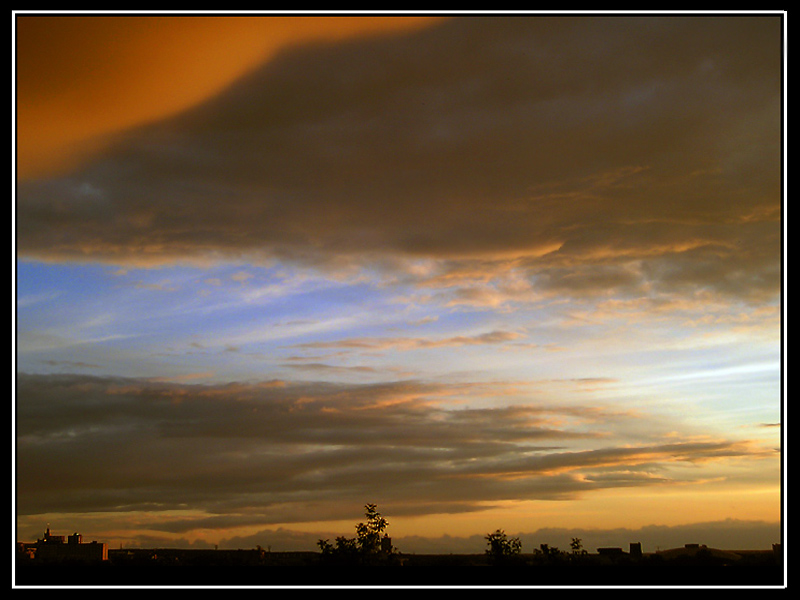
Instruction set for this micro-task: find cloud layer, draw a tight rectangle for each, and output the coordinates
[16,373,776,531]
[211,518,781,554]
[17,16,782,305]
[14,15,783,552]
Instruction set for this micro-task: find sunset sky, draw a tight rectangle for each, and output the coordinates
[14,12,785,554]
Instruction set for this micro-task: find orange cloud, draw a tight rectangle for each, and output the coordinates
[16,16,782,307]
[289,330,526,352]
[15,14,445,180]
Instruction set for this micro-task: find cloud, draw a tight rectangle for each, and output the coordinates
[288,330,526,352]
[15,15,444,180]
[19,515,777,554]
[16,373,775,524]
[280,362,380,375]
[16,16,782,306]
[387,519,781,555]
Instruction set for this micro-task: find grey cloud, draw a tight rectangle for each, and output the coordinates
[16,16,782,304]
[16,373,775,523]
[522,520,782,556]
[533,264,644,297]
[280,362,379,374]
[99,518,780,553]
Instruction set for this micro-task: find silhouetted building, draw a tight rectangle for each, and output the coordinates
[656,543,742,563]
[18,527,107,563]
[685,543,704,550]
[773,543,782,561]
[68,533,82,545]
[38,526,65,545]
[630,542,642,557]
[597,547,624,556]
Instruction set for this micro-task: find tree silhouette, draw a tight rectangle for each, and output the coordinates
[317,503,396,565]
[570,537,588,564]
[484,529,522,565]
[536,543,566,563]
[355,503,389,554]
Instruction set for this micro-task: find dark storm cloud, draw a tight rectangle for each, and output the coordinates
[16,16,782,303]
[16,373,774,523]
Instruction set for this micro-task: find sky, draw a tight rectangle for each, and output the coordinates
[14,12,785,555]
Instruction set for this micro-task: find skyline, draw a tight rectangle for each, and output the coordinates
[14,12,785,554]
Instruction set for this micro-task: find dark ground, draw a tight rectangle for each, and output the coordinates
[15,550,784,587]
